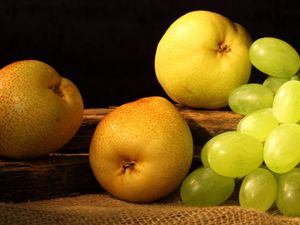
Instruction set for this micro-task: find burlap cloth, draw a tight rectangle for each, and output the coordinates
[1,192,300,225]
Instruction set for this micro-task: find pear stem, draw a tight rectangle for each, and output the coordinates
[218,42,231,54]
[122,161,135,171]
[51,84,64,97]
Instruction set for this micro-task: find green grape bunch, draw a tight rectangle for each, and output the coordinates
[180,37,300,217]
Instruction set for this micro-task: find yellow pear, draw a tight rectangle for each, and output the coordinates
[89,96,193,202]
[0,60,84,159]
[155,10,252,109]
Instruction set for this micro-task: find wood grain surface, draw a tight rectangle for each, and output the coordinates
[0,107,242,202]
[61,107,242,151]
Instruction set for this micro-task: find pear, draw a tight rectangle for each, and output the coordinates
[0,60,84,159]
[89,96,193,202]
[155,10,252,109]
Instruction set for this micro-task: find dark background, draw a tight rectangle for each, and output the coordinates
[0,0,299,108]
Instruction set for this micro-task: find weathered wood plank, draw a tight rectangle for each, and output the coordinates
[61,107,242,152]
[0,107,242,202]
[0,153,100,202]
[0,148,203,203]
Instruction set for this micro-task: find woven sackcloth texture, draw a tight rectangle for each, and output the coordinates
[0,193,300,225]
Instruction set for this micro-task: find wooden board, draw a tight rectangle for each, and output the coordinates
[0,153,100,202]
[61,107,242,151]
[0,107,242,202]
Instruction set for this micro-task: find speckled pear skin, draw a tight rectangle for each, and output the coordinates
[89,96,193,202]
[0,60,84,159]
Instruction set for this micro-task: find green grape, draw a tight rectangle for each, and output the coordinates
[237,108,279,142]
[263,76,289,93]
[203,131,263,178]
[228,83,274,115]
[200,144,209,167]
[276,168,300,216]
[273,80,300,123]
[264,123,300,174]
[249,37,300,78]
[239,168,277,212]
[180,167,235,206]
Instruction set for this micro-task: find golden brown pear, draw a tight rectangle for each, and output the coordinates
[0,60,84,159]
[89,96,193,202]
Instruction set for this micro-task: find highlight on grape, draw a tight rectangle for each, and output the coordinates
[180,37,300,217]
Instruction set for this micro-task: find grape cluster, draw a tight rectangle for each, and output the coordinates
[180,37,300,217]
